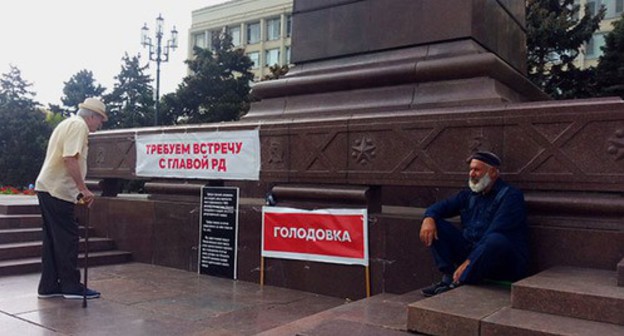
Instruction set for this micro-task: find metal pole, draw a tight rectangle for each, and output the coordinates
[77,195,90,308]
[155,60,161,126]
[155,30,162,126]
[82,204,89,308]
[143,15,175,127]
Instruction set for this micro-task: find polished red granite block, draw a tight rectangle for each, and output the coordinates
[407,285,510,336]
[0,263,350,336]
[482,306,624,336]
[257,291,427,335]
[618,257,624,287]
[512,266,624,326]
[293,0,526,73]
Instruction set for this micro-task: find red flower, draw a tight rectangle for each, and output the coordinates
[0,186,33,195]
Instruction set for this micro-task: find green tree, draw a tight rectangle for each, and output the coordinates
[164,32,254,124]
[57,69,106,116]
[158,92,184,125]
[595,14,624,98]
[262,64,289,81]
[0,66,50,187]
[0,65,37,109]
[44,109,66,129]
[103,53,155,129]
[526,0,605,99]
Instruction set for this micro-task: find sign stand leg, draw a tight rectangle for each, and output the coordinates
[365,266,371,298]
[260,256,265,286]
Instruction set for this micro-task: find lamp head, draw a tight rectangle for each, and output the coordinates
[156,14,164,35]
[170,26,179,49]
[141,23,150,46]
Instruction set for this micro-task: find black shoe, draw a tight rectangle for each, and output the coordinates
[433,281,461,295]
[38,291,63,299]
[38,284,63,299]
[421,281,451,297]
[62,285,101,300]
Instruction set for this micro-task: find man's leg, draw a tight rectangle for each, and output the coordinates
[37,192,60,295]
[430,220,472,276]
[38,193,81,293]
[421,220,472,296]
[459,232,527,284]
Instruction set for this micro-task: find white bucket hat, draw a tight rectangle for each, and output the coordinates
[78,97,108,121]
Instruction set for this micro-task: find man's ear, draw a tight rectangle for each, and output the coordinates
[489,168,499,179]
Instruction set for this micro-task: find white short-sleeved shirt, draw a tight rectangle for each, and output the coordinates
[35,115,89,203]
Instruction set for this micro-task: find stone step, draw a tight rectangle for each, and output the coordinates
[618,258,624,287]
[407,285,510,336]
[0,228,42,243]
[256,290,427,336]
[0,250,133,276]
[0,214,41,229]
[0,201,40,215]
[512,266,624,326]
[0,226,96,244]
[0,237,116,261]
[482,307,624,336]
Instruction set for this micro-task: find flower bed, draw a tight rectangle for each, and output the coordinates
[0,186,36,195]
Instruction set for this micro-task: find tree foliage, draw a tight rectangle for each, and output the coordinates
[55,69,106,116]
[103,53,155,129]
[0,66,51,187]
[526,0,605,99]
[0,65,37,109]
[44,110,65,129]
[162,32,254,124]
[262,64,289,81]
[595,14,624,98]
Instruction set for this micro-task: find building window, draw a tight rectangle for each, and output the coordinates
[587,0,600,16]
[586,38,594,57]
[248,51,260,69]
[285,46,291,65]
[265,48,280,66]
[586,33,606,59]
[603,0,623,18]
[247,22,260,44]
[227,26,241,47]
[209,30,221,50]
[286,15,292,37]
[266,17,281,41]
[193,32,206,49]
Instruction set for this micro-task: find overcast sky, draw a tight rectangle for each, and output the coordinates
[0,0,228,107]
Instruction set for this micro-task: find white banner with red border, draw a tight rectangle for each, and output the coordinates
[262,207,368,266]
[135,129,260,180]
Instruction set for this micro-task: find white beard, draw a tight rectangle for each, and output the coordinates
[468,173,491,193]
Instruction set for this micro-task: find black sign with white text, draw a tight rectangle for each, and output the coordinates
[199,186,239,279]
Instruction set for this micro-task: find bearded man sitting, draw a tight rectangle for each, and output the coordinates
[419,151,529,297]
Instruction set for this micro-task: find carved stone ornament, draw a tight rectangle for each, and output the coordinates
[607,129,624,161]
[470,134,491,154]
[268,140,285,165]
[95,147,106,166]
[351,137,376,166]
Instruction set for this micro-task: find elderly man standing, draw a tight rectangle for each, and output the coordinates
[420,151,529,297]
[35,97,106,299]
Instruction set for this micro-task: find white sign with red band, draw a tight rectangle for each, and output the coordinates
[135,129,260,180]
[262,207,368,266]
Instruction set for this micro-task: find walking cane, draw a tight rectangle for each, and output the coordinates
[77,194,89,308]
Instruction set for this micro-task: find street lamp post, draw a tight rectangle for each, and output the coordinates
[141,14,178,126]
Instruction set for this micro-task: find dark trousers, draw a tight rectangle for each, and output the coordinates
[430,220,527,284]
[37,192,81,293]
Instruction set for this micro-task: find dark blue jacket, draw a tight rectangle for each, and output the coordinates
[423,179,529,262]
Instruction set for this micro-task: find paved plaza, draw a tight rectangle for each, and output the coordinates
[0,262,420,335]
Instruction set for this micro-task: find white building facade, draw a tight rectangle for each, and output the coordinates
[190,0,293,80]
[576,0,624,68]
